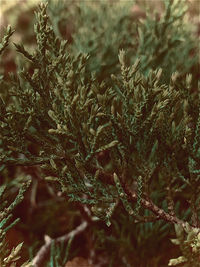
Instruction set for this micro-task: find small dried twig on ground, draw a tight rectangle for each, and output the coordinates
[32,221,88,267]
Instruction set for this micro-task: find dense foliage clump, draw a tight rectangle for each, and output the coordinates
[0,0,199,266]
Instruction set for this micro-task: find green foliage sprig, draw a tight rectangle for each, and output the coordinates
[169,223,200,266]
[0,181,31,267]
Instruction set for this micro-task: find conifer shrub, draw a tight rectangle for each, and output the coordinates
[0,0,199,266]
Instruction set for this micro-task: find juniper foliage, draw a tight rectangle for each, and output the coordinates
[0,181,31,266]
[69,0,198,84]
[0,0,199,266]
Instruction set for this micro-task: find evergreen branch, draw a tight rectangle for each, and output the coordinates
[0,156,64,166]
[0,25,15,55]
[124,183,199,231]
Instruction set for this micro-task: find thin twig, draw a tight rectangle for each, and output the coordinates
[32,221,88,267]
[117,174,200,230]
[127,189,199,231]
